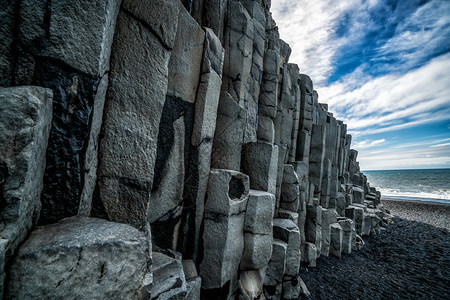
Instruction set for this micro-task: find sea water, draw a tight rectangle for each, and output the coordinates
[363,169,450,205]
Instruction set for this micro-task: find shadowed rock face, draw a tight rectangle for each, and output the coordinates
[7,217,152,299]
[35,60,99,225]
[0,160,8,213]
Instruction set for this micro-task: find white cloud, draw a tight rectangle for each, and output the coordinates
[319,53,450,133]
[359,144,450,170]
[353,138,385,149]
[271,0,356,85]
[271,0,450,170]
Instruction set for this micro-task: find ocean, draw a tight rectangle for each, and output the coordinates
[363,169,450,205]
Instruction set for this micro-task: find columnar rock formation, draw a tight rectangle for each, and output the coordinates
[0,0,388,299]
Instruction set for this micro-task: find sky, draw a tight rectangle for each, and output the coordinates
[271,0,450,170]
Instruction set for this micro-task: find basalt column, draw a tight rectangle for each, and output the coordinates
[10,0,121,224]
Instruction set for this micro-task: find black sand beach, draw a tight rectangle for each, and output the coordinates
[300,199,450,299]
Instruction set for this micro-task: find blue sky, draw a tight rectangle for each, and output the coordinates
[271,0,450,170]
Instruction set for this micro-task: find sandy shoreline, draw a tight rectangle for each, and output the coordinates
[300,198,450,299]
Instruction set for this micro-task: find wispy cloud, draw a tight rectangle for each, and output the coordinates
[353,139,385,149]
[272,0,450,170]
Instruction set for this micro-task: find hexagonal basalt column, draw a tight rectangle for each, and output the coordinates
[200,169,249,299]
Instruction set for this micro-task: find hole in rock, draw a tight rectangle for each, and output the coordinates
[228,176,245,201]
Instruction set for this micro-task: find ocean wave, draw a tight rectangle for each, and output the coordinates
[377,188,450,201]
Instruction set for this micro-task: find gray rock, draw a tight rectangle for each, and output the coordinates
[122,0,181,49]
[278,209,299,225]
[241,190,275,270]
[259,49,280,118]
[280,182,300,213]
[0,86,52,293]
[352,186,365,204]
[362,214,372,236]
[97,11,170,224]
[282,275,304,300]
[186,27,224,262]
[200,169,249,296]
[182,260,198,280]
[0,239,6,297]
[0,1,14,86]
[330,223,343,258]
[338,219,354,254]
[211,92,246,171]
[295,130,311,164]
[309,125,326,195]
[320,158,331,208]
[345,206,365,236]
[257,115,275,144]
[8,217,152,299]
[273,218,300,276]
[152,250,187,299]
[305,204,323,256]
[304,242,317,267]
[241,142,278,195]
[222,1,255,142]
[148,115,185,226]
[167,9,205,103]
[264,238,287,286]
[244,190,276,235]
[203,0,228,42]
[292,161,309,192]
[19,0,121,77]
[78,75,109,216]
[186,277,202,300]
[321,209,338,257]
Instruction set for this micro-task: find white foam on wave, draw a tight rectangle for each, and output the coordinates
[375,187,450,201]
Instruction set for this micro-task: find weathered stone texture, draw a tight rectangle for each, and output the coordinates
[19,0,121,77]
[241,190,275,270]
[211,92,246,171]
[200,169,249,297]
[241,142,278,195]
[7,217,152,299]
[0,86,52,294]
[97,11,170,224]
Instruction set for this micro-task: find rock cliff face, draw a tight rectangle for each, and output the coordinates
[0,0,387,299]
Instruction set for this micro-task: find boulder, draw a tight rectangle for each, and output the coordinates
[7,217,152,299]
[152,250,187,299]
[0,86,52,294]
